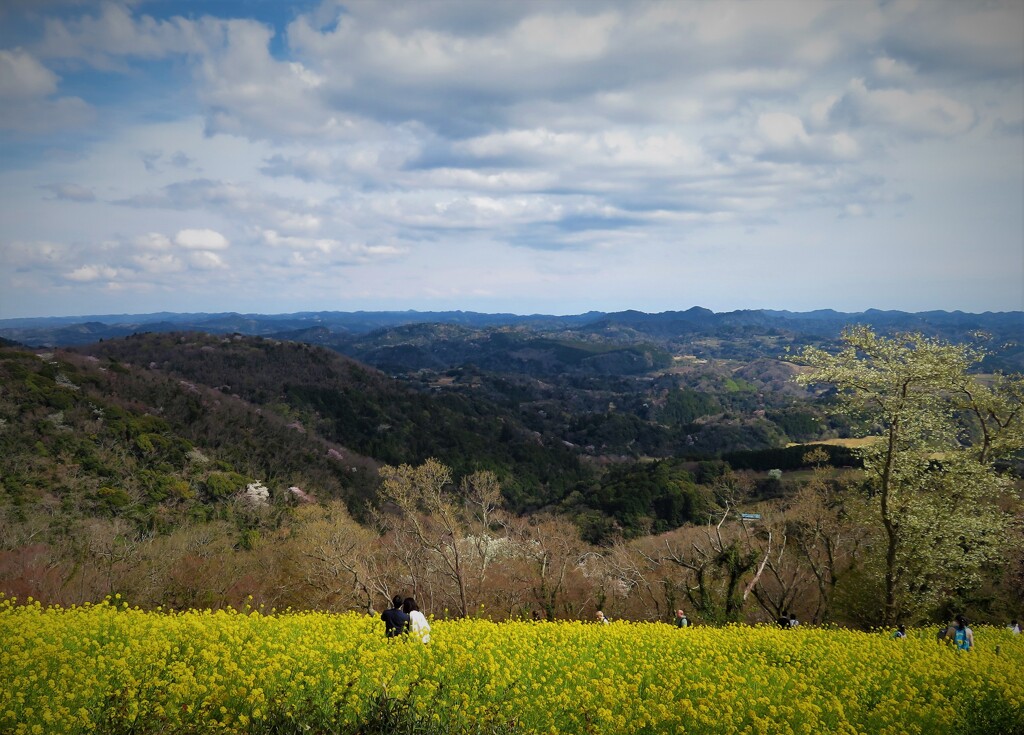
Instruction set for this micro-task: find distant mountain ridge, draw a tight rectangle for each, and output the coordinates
[2,307,1020,348]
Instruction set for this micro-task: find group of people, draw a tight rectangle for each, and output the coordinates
[776,612,799,628]
[384,601,1019,647]
[908,614,1020,650]
[381,595,431,642]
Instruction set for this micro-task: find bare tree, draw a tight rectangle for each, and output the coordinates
[644,474,770,622]
[503,515,596,620]
[377,459,506,617]
[782,449,867,623]
[279,503,384,612]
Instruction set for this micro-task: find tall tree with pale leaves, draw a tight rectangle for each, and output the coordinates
[793,326,1023,624]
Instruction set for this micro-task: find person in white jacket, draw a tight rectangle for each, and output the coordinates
[402,597,431,643]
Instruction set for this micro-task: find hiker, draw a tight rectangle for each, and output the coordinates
[944,614,973,651]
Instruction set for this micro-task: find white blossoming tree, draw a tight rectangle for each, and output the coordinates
[793,326,1023,624]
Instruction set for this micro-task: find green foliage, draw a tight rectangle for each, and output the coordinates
[685,461,719,487]
[766,407,823,441]
[723,376,755,393]
[96,486,132,511]
[573,509,619,545]
[685,420,787,455]
[658,388,719,426]
[78,332,589,513]
[568,459,712,539]
[204,471,250,500]
[722,443,861,471]
[794,326,1024,623]
[0,345,290,541]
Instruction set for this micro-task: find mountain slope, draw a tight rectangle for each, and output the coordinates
[0,342,378,533]
[75,333,589,510]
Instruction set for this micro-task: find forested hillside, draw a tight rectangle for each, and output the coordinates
[1,326,1021,626]
[0,341,378,525]
[76,333,589,510]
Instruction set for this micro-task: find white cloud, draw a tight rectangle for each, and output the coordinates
[871,57,915,82]
[134,233,173,250]
[0,240,66,268]
[289,8,620,83]
[0,48,58,98]
[458,128,707,169]
[187,251,226,269]
[261,229,406,264]
[174,228,229,250]
[262,230,336,253]
[364,191,567,230]
[703,68,806,94]
[275,213,322,234]
[40,183,96,202]
[132,252,182,273]
[66,264,118,282]
[414,168,559,191]
[831,79,975,137]
[0,48,93,132]
[36,2,208,66]
[196,21,348,140]
[756,112,811,151]
[259,134,421,183]
[750,112,860,161]
[0,1,1020,317]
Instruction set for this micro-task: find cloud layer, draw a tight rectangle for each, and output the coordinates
[1,0,1021,317]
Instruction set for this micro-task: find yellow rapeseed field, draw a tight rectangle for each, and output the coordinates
[1,596,1020,734]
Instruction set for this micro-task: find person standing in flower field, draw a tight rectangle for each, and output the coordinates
[403,597,431,643]
[596,610,609,624]
[1009,620,1021,634]
[382,594,410,638]
[893,624,907,639]
[944,615,973,651]
[675,609,689,628]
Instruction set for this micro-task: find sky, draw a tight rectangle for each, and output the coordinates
[1,0,1022,319]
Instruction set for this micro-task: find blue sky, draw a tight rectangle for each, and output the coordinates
[1,0,1022,319]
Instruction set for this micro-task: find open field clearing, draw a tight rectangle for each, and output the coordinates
[2,598,1021,735]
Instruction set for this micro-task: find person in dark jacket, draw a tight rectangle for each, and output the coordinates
[381,594,410,638]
